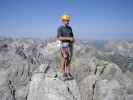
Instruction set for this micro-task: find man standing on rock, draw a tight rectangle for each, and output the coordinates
[57,15,75,80]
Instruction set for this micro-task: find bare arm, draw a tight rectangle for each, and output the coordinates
[57,37,75,42]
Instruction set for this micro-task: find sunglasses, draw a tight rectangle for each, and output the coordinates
[62,20,70,22]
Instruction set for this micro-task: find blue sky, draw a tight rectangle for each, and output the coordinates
[0,0,133,40]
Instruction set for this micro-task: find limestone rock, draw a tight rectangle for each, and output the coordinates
[27,65,81,100]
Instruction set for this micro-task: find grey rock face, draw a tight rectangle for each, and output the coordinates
[28,75,80,100]
[27,64,81,100]
[73,48,133,100]
[0,38,133,100]
[94,79,125,100]
[0,38,46,100]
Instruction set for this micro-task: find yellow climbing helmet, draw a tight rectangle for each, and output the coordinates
[61,15,70,21]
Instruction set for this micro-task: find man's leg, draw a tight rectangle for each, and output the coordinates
[60,55,65,73]
[66,57,71,73]
[60,47,69,73]
[60,56,69,81]
[60,48,68,76]
[66,46,73,79]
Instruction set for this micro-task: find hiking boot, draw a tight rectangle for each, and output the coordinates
[67,73,74,80]
[63,73,68,81]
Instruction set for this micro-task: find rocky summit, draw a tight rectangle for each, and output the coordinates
[27,64,81,100]
[0,37,133,100]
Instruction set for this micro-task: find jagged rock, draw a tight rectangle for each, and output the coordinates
[27,64,81,100]
[75,55,133,100]
[94,79,125,100]
[15,85,29,100]
[79,75,97,100]
[1,38,133,100]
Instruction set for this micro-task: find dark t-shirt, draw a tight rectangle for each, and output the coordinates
[57,25,74,39]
